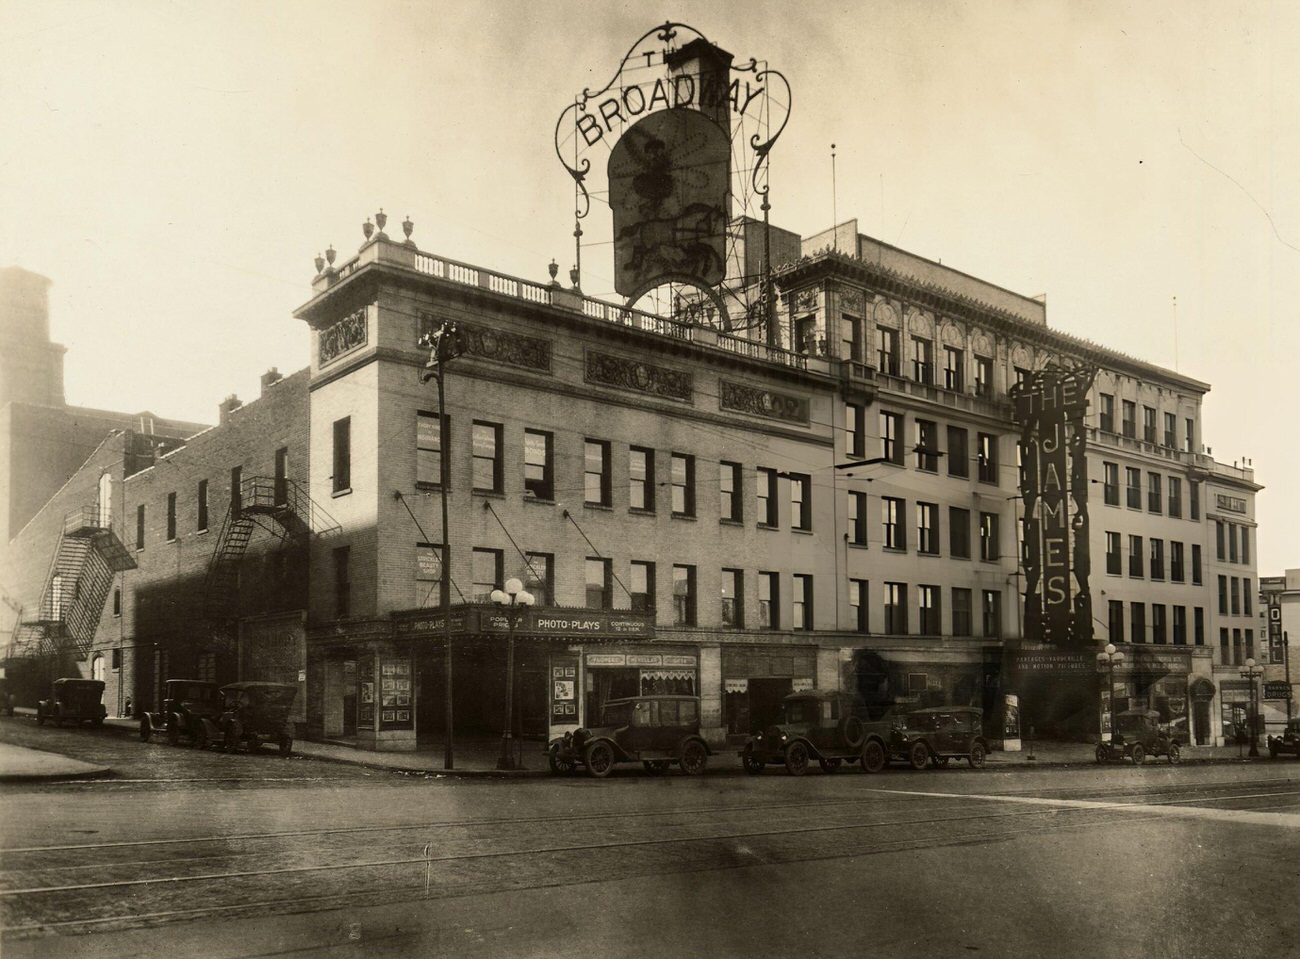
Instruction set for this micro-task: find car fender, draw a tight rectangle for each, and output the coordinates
[583,735,630,763]
[196,716,221,738]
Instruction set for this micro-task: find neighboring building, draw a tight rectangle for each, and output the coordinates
[1259,572,1299,734]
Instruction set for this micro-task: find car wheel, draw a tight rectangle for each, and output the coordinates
[548,745,576,775]
[196,726,209,751]
[680,741,708,776]
[279,736,293,758]
[167,724,180,747]
[742,744,765,774]
[139,718,152,742]
[1130,745,1145,765]
[223,726,240,754]
[1167,743,1181,765]
[784,741,810,776]
[930,756,950,768]
[840,716,866,750]
[1096,745,1107,764]
[968,743,986,769]
[860,739,886,774]
[908,741,930,771]
[819,758,843,773]
[643,760,670,774]
[584,741,615,778]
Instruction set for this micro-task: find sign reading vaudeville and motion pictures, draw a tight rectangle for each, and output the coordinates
[1010,365,1098,645]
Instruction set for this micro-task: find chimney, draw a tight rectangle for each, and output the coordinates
[218,394,243,425]
[260,367,283,395]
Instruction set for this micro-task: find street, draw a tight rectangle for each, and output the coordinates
[1,717,1298,959]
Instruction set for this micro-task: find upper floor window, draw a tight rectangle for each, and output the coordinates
[841,316,862,363]
[670,453,696,517]
[474,422,504,494]
[982,590,1002,638]
[721,568,743,627]
[1103,462,1120,506]
[917,502,939,555]
[757,467,778,526]
[882,496,905,550]
[274,447,289,506]
[1126,467,1142,509]
[977,433,998,484]
[759,571,778,629]
[166,492,177,541]
[1121,400,1136,439]
[136,504,145,550]
[720,461,743,523]
[943,347,964,392]
[848,491,868,545]
[522,552,553,605]
[472,548,502,602]
[1189,481,1200,520]
[1099,393,1114,433]
[416,542,443,607]
[1185,417,1195,453]
[1147,472,1162,514]
[949,507,971,559]
[523,430,553,500]
[789,473,811,530]
[630,447,654,511]
[947,427,969,478]
[1106,531,1122,575]
[333,418,352,493]
[197,479,208,533]
[792,574,813,630]
[881,411,903,465]
[911,337,933,385]
[918,585,941,636]
[979,512,1000,561]
[585,557,612,609]
[415,412,440,488]
[1129,535,1144,578]
[1163,411,1177,448]
[884,582,908,634]
[915,420,939,472]
[1142,406,1157,443]
[1167,476,1182,519]
[974,355,992,398]
[672,565,697,626]
[845,403,866,459]
[630,560,655,614]
[877,327,900,376]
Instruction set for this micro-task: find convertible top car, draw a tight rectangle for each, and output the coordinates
[36,679,107,728]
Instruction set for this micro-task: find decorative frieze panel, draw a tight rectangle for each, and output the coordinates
[585,350,692,402]
[319,308,369,366]
[719,380,810,425]
[418,315,552,372]
[839,288,865,316]
[794,288,820,313]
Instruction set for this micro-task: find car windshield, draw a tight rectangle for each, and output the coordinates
[600,701,634,726]
[780,699,815,724]
[57,683,103,704]
[1288,720,1300,735]
[1116,715,1150,735]
[175,684,220,704]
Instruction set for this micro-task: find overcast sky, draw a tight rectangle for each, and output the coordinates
[2,1,1297,572]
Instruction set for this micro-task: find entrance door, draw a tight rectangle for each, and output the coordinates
[748,678,793,734]
[342,660,357,737]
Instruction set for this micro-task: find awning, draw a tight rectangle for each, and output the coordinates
[642,670,694,682]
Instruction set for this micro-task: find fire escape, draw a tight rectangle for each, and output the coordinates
[19,507,137,659]
[202,476,340,619]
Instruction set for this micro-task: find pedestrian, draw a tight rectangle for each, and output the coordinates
[123,696,132,719]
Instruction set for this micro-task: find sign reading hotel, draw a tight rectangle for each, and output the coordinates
[1010,365,1097,646]
[557,23,789,310]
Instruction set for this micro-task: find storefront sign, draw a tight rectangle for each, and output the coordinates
[393,609,468,636]
[587,654,626,667]
[663,655,697,667]
[1264,681,1293,700]
[626,654,663,667]
[725,679,748,694]
[792,678,814,692]
[1215,493,1248,514]
[393,607,654,641]
[1016,651,1095,673]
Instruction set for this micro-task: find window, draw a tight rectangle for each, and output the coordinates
[670,453,696,517]
[877,326,899,376]
[917,502,939,555]
[911,337,933,385]
[1192,544,1203,585]
[1163,411,1177,448]
[329,416,353,495]
[952,588,973,637]
[1126,467,1141,509]
[1217,575,1228,615]
[1150,539,1164,580]
[1228,524,1238,564]
[982,590,1002,638]
[848,491,868,545]
[1147,472,1162,513]
[630,447,655,511]
[918,585,940,636]
[794,315,817,354]
[1173,606,1187,645]
[585,558,612,609]
[1013,367,1028,388]
[977,433,997,483]
[882,496,905,550]
[197,479,208,532]
[947,427,969,478]
[792,574,812,630]
[416,543,443,607]
[943,347,964,392]
[757,467,778,526]
[1171,541,1185,582]
[1168,476,1182,518]
[113,586,121,617]
[880,410,903,465]
[1215,521,1226,561]
[1185,417,1195,453]
[166,492,176,541]
[334,546,350,618]
[719,461,743,522]
[974,355,992,397]
[949,507,971,559]
[884,582,908,634]
[841,315,862,363]
[1106,532,1121,575]
[1243,578,1252,616]
[721,569,743,627]
[523,552,553,605]
[1142,406,1157,443]
[1101,462,1119,506]
[847,579,868,631]
[1108,600,1124,643]
[1189,481,1200,520]
[1194,607,1205,645]
[845,404,866,459]
[274,447,289,505]
[523,430,553,500]
[1121,400,1136,438]
[1099,393,1115,432]
[1241,527,1250,565]
[136,504,145,550]
[672,565,696,626]
[630,560,655,614]
[979,512,1000,561]
[1131,602,1146,643]
[1129,535,1144,578]
[231,465,242,518]
[915,420,939,472]
[759,572,779,628]
[472,548,502,602]
[789,472,811,530]
[473,422,504,493]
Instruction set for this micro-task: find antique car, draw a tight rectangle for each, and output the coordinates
[1095,708,1182,764]
[888,706,990,770]
[1267,718,1300,759]
[139,680,224,747]
[548,695,711,778]
[195,682,297,756]
[36,678,107,727]
[741,690,886,775]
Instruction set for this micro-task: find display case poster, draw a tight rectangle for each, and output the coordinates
[357,654,375,730]
[550,655,579,725]
[379,658,414,731]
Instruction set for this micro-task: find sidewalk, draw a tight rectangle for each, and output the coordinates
[0,741,108,781]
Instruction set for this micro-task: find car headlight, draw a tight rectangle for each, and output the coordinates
[755,733,763,742]
[780,733,788,742]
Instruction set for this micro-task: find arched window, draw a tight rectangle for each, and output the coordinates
[91,653,106,683]
[97,472,112,527]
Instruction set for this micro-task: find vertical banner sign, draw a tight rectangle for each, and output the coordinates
[1269,603,1283,664]
[1011,365,1097,646]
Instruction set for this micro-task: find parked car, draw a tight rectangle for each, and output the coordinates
[548,695,711,778]
[888,706,990,770]
[139,680,224,747]
[1096,709,1182,764]
[741,690,887,775]
[195,682,297,756]
[36,678,107,727]
[1267,718,1300,759]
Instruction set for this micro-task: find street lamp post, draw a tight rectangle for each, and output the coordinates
[491,577,534,771]
[1240,657,1263,758]
[1096,643,1125,741]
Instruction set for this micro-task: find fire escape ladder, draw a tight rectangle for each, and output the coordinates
[203,506,256,619]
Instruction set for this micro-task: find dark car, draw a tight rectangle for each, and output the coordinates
[1096,709,1182,765]
[36,678,107,728]
[139,680,224,747]
[741,690,886,775]
[548,695,711,778]
[1267,718,1300,759]
[888,706,990,770]
[196,682,297,757]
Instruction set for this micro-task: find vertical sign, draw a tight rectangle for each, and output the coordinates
[357,653,375,730]
[1011,365,1097,646]
[1269,603,1283,664]
[550,655,580,729]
